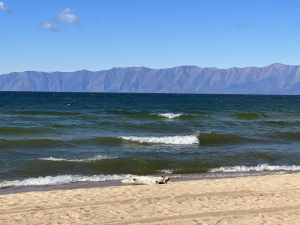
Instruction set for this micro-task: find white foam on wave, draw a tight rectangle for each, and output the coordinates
[0,174,132,188]
[39,155,116,162]
[119,134,199,145]
[158,169,173,174]
[209,164,300,173]
[157,113,183,119]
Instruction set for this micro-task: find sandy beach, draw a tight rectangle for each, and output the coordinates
[1,173,300,224]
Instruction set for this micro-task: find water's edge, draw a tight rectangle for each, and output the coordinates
[0,170,295,195]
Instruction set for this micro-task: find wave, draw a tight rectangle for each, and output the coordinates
[73,137,123,145]
[105,110,202,120]
[0,137,123,148]
[260,120,291,127]
[0,138,59,148]
[230,112,268,120]
[197,132,247,145]
[0,131,250,148]
[8,110,80,116]
[0,174,132,188]
[0,127,41,135]
[157,113,183,119]
[120,132,249,146]
[158,169,174,174]
[119,134,199,145]
[268,131,300,140]
[39,155,117,162]
[209,164,300,173]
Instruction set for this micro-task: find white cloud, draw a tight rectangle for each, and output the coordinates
[53,7,80,24]
[40,7,80,32]
[0,1,11,13]
[40,22,58,32]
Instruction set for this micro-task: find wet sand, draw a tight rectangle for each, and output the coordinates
[1,173,300,224]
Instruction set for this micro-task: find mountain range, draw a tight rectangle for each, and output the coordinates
[1,63,300,94]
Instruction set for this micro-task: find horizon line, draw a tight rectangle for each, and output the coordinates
[1,62,297,76]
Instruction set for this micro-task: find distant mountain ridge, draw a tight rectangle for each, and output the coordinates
[1,63,300,94]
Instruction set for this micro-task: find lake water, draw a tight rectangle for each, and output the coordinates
[1,92,300,190]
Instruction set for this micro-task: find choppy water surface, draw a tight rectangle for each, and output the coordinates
[1,92,300,189]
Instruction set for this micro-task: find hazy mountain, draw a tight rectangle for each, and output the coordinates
[1,63,300,94]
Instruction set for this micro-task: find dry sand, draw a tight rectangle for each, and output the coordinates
[1,173,300,224]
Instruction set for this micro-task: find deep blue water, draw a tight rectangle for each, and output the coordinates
[1,92,300,189]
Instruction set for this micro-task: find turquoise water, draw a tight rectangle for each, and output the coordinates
[1,92,300,189]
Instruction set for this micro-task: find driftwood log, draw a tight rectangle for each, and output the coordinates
[121,175,170,185]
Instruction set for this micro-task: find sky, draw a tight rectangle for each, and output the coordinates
[0,0,299,74]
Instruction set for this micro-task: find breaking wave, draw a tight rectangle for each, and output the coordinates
[119,132,250,145]
[0,174,132,188]
[119,134,199,145]
[158,169,174,174]
[209,164,300,173]
[0,132,250,149]
[157,113,183,119]
[39,155,117,162]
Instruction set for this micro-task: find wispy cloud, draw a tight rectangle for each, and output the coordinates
[53,7,80,24]
[40,7,80,32]
[237,24,251,29]
[40,22,58,32]
[0,1,11,13]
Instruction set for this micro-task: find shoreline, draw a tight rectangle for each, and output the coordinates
[1,172,300,224]
[0,170,294,195]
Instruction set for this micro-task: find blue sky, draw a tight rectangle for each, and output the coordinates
[0,0,299,74]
